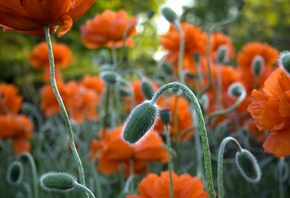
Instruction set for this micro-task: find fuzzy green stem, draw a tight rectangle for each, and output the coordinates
[197,11,242,99]
[174,21,185,84]
[278,157,286,198]
[206,87,246,125]
[19,152,38,198]
[43,25,87,196]
[150,82,214,198]
[217,137,243,198]
[74,182,96,198]
[165,124,174,198]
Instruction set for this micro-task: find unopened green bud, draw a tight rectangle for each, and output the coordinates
[235,149,261,183]
[279,51,290,77]
[100,71,119,85]
[216,45,228,64]
[251,55,264,76]
[7,161,23,185]
[160,109,172,125]
[159,61,173,75]
[160,6,177,23]
[193,53,200,63]
[236,0,245,11]
[141,80,155,100]
[40,172,76,192]
[122,100,159,145]
[147,10,155,19]
[227,82,245,98]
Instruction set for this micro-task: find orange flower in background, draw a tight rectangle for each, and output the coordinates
[155,96,194,141]
[126,171,209,198]
[210,32,235,63]
[80,75,105,95]
[0,83,23,115]
[237,42,279,94]
[90,125,168,176]
[0,0,94,37]
[81,10,137,49]
[30,41,73,82]
[13,137,31,154]
[161,22,207,74]
[248,67,290,157]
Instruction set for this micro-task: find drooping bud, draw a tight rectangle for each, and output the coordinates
[160,6,178,23]
[251,55,264,76]
[100,70,119,85]
[146,10,155,19]
[7,161,23,185]
[227,82,245,98]
[160,109,172,125]
[235,149,261,183]
[159,61,173,75]
[141,80,155,100]
[121,100,159,145]
[40,172,76,192]
[279,51,290,77]
[216,45,228,64]
[193,53,200,64]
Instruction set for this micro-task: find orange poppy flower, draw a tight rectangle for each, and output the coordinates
[160,22,207,74]
[236,42,279,94]
[126,171,209,198]
[90,125,167,176]
[0,0,94,37]
[81,10,137,49]
[13,137,31,154]
[0,83,23,115]
[154,96,194,141]
[80,75,105,95]
[210,32,235,63]
[248,67,290,157]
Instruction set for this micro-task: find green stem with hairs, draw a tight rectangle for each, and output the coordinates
[217,137,243,198]
[150,82,214,198]
[74,182,96,198]
[165,124,174,198]
[44,25,87,197]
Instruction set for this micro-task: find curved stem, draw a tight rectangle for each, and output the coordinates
[174,21,185,84]
[206,88,246,125]
[74,182,96,198]
[150,82,214,198]
[19,152,38,198]
[165,124,174,198]
[217,137,243,198]
[44,25,87,195]
[197,11,242,99]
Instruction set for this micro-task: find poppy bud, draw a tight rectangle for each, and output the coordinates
[159,61,173,75]
[235,149,261,183]
[141,80,155,100]
[40,172,76,192]
[193,53,200,63]
[121,100,159,145]
[100,70,119,85]
[279,51,290,77]
[227,82,245,98]
[251,55,264,76]
[7,161,23,185]
[160,6,178,23]
[160,109,172,125]
[216,45,228,64]
[146,10,155,19]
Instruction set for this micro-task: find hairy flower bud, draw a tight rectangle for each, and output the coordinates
[160,109,172,125]
[40,172,76,192]
[216,45,228,64]
[279,51,290,77]
[160,6,177,23]
[7,161,23,185]
[100,70,119,85]
[227,82,245,98]
[141,80,155,100]
[235,149,261,183]
[121,100,159,145]
[251,55,264,76]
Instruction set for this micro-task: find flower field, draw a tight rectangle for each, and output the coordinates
[0,0,290,198]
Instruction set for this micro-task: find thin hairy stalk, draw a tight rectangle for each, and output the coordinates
[165,124,174,198]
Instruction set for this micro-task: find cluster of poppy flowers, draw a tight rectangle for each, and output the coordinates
[1,0,290,196]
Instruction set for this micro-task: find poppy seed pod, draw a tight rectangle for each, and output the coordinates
[40,172,76,192]
[141,80,155,100]
[251,55,264,76]
[160,6,178,23]
[216,45,228,64]
[121,100,159,145]
[160,109,172,125]
[235,149,261,183]
[7,161,23,185]
[279,51,290,77]
[227,82,245,98]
